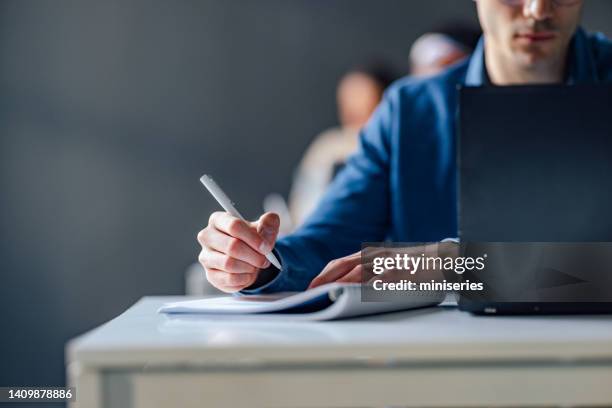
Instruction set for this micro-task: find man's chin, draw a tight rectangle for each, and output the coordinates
[515,46,556,66]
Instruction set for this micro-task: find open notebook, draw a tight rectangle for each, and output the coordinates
[158,283,445,321]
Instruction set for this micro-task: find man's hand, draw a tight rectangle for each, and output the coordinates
[197,212,280,293]
[308,242,459,289]
[308,250,371,289]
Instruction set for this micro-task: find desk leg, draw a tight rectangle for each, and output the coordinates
[67,362,101,408]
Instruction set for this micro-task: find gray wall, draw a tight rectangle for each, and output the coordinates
[0,0,611,389]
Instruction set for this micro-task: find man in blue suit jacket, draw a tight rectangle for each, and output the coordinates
[197,0,612,293]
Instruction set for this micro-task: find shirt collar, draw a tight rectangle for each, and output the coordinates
[464,27,599,87]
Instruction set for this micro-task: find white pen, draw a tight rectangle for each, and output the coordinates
[200,174,282,270]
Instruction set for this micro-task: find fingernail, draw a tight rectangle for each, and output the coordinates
[261,226,275,240]
[263,260,271,268]
[259,241,271,254]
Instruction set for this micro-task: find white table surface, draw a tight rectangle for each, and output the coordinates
[66,297,612,408]
[67,296,612,368]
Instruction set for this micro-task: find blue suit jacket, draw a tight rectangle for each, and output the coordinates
[244,28,612,294]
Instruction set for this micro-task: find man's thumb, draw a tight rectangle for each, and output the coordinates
[256,212,280,247]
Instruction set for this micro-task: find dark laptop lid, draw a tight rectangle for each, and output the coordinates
[457,85,612,307]
[458,84,612,242]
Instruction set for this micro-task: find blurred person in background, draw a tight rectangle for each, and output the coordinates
[287,62,397,227]
[286,23,479,229]
[199,0,612,294]
[409,22,482,77]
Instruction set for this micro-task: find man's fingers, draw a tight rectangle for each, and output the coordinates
[200,247,261,274]
[210,212,270,254]
[255,212,280,248]
[308,255,361,289]
[203,229,270,269]
[205,268,257,293]
[199,212,279,293]
[335,265,365,284]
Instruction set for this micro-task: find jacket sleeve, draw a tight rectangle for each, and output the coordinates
[241,88,399,293]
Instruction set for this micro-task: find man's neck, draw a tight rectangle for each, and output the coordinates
[484,42,567,85]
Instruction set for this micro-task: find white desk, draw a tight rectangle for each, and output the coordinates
[67,297,612,408]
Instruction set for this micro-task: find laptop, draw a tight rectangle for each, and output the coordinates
[457,84,612,314]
